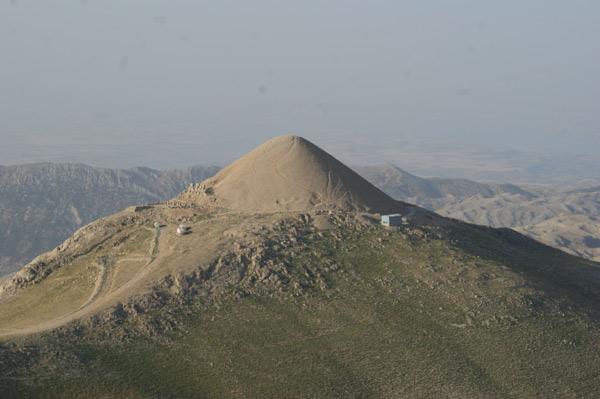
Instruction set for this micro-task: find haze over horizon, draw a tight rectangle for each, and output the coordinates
[2,1,599,172]
[5,5,600,395]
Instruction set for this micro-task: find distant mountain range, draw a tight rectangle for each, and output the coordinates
[1,161,600,276]
[356,164,600,261]
[0,163,219,275]
[355,164,534,208]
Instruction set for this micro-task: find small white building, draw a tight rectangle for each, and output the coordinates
[381,214,403,227]
[176,224,191,236]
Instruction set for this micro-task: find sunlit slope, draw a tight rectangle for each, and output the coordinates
[0,209,156,337]
[177,135,403,213]
[0,202,313,339]
[2,135,600,397]
[0,163,219,275]
[2,216,600,398]
[0,134,412,339]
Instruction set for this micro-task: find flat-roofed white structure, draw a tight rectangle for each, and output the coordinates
[381,214,402,227]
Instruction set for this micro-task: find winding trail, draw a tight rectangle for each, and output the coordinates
[77,260,108,311]
[0,226,163,339]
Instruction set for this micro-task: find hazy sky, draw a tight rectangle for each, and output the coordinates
[1,1,599,168]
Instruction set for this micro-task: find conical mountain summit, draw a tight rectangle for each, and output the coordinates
[177,135,401,213]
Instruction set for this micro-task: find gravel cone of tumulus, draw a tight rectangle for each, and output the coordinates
[177,135,403,213]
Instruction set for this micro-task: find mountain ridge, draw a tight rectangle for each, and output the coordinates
[3,158,600,279]
[2,136,600,397]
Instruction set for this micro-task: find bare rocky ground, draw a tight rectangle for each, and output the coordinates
[2,157,599,280]
[2,136,600,397]
[2,205,600,397]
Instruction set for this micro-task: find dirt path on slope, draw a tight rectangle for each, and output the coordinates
[0,226,165,339]
[76,260,108,311]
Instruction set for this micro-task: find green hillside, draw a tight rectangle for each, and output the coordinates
[2,213,600,398]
